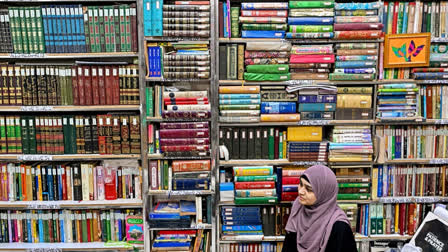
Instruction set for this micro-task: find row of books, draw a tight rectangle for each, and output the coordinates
[144,0,211,38]
[219,1,382,39]
[146,42,211,79]
[0,209,143,243]
[376,125,448,160]
[149,159,211,191]
[152,230,211,252]
[219,242,284,252]
[5,5,137,54]
[0,64,139,106]
[148,196,212,229]
[0,161,142,202]
[374,165,448,198]
[0,114,140,155]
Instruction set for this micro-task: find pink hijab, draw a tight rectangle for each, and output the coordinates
[285,165,349,252]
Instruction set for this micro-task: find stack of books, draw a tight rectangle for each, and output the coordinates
[287,0,335,39]
[377,83,419,119]
[333,2,382,40]
[219,86,261,123]
[240,2,288,39]
[233,166,278,205]
[161,43,210,80]
[221,206,263,237]
[337,176,371,200]
[244,42,291,82]
[298,90,337,120]
[148,201,195,229]
[159,90,210,119]
[286,126,328,162]
[158,122,210,158]
[413,44,448,80]
[329,126,373,162]
[331,43,377,81]
[279,166,305,202]
[290,44,333,80]
[152,230,211,252]
[260,86,300,122]
[335,86,373,120]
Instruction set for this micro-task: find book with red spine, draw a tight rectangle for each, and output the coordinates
[105,66,113,105]
[72,66,79,105]
[83,66,93,105]
[234,181,276,190]
[91,66,100,105]
[161,145,210,152]
[98,66,106,105]
[104,166,117,200]
[77,66,85,105]
[112,66,120,105]
[282,176,300,185]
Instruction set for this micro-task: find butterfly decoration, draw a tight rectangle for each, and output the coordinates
[392,40,425,62]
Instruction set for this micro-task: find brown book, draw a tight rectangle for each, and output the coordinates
[131,65,139,105]
[57,117,64,154]
[427,86,433,119]
[49,66,58,105]
[219,2,224,37]
[97,115,107,154]
[237,45,245,80]
[112,115,121,154]
[105,66,113,105]
[7,66,15,105]
[129,115,140,154]
[98,66,106,105]
[40,117,48,154]
[120,115,130,154]
[91,66,100,105]
[112,66,120,105]
[130,4,138,52]
[105,115,113,154]
[83,66,93,105]
[1,66,8,105]
[76,116,85,154]
[15,66,23,106]
[72,66,79,105]
[119,66,126,105]
[335,108,372,120]
[77,66,85,105]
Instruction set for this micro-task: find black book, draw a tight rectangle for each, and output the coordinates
[224,128,232,159]
[255,128,262,159]
[72,164,82,201]
[262,207,272,236]
[239,128,248,159]
[52,166,58,201]
[32,166,37,201]
[232,128,240,159]
[41,166,48,201]
[247,128,255,159]
[219,45,227,80]
[84,117,93,154]
[261,128,269,159]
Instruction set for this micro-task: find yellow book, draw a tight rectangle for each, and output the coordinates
[25,165,32,201]
[287,126,322,142]
[66,166,72,201]
[31,210,37,243]
[394,204,399,234]
[122,167,127,199]
[336,94,372,108]
[371,167,378,201]
[260,114,300,122]
[282,131,287,159]
[219,86,260,94]
[81,163,90,201]
[36,165,43,201]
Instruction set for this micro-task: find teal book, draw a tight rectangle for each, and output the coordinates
[298,103,336,112]
[151,0,163,36]
[143,0,152,36]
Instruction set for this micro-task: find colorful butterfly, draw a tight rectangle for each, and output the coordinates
[392,40,425,62]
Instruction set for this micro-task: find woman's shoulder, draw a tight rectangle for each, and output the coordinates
[332,221,352,231]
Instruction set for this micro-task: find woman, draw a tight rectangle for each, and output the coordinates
[282,165,357,252]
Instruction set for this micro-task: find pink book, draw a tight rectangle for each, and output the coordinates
[93,166,97,200]
[126,215,144,244]
[290,54,335,64]
[96,166,105,200]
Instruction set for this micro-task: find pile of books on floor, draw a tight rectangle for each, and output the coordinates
[233,166,278,204]
[159,122,210,158]
[377,83,419,119]
[331,43,377,81]
[219,86,261,123]
[287,0,335,39]
[334,2,382,40]
[329,126,373,162]
[221,206,263,238]
[240,2,288,38]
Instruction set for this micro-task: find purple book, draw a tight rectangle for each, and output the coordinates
[159,122,209,129]
[160,128,210,138]
[162,111,211,119]
[160,138,210,145]
[334,23,384,31]
[298,95,337,103]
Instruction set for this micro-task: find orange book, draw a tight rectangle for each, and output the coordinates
[260,114,300,122]
[219,86,260,94]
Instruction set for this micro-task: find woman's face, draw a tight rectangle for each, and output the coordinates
[298,177,317,206]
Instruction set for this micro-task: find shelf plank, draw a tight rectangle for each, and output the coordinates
[218,38,384,44]
[148,190,215,196]
[219,120,374,127]
[0,242,142,251]
[0,105,140,112]
[0,199,142,209]
[0,52,137,59]
[219,79,416,86]
[0,154,141,161]
[149,224,213,231]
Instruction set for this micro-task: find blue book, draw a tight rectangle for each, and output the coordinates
[335,2,381,10]
[276,167,282,202]
[152,0,163,36]
[300,112,333,120]
[223,2,228,38]
[219,99,260,105]
[219,94,260,99]
[289,142,326,147]
[147,47,153,77]
[149,212,181,219]
[77,5,86,52]
[180,200,196,214]
[27,212,32,243]
[174,178,210,190]
[378,165,383,197]
[48,6,56,53]
[143,0,152,36]
[222,225,263,231]
[335,61,376,68]
[298,103,336,112]
[382,3,388,33]
[282,185,298,192]
[222,206,260,214]
[299,95,336,103]
[402,2,408,34]
[222,220,262,225]
[288,147,327,152]
[288,17,334,25]
[261,102,296,114]
[59,211,65,242]
[241,2,288,10]
[65,7,72,53]
[62,8,69,53]
[241,30,285,38]
[38,211,44,242]
[364,205,369,235]
[156,47,162,77]
[378,83,416,89]
[42,7,50,53]
[222,216,261,221]
[413,72,448,80]
[47,168,54,201]
[336,55,377,61]
[335,68,376,74]
[153,242,191,248]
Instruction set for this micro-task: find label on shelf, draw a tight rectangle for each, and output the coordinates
[18,155,53,161]
[28,249,62,252]
[297,120,330,126]
[21,106,54,112]
[9,53,45,58]
[26,202,61,210]
[286,80,315,85]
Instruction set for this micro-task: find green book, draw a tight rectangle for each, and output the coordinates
[234,175,277,182]
[377,204,384,234]
[35,7,45,53]
[387,3,394,35]
[8,8,17,53]
[163,160,169,190]
[87,7,96,53]
[16,165,21,200]
[113,5,121,52]
[94,7,101,53]
[289,1,334,8]
[289,25,333,33]
[370,203,377,235]
[82,213,88,242]
[242,23,287,31]
[230,7,240,38]
[0,117,6,153]
[8,117,16,153]
[337,193,370,200]
[69,116,77,154]
[24,8,34,54]
[427,2,432,34]
[146,87,154,117]
[14,117,22,154]
[44,212,49,242]
[125,5,132,52]
[246,64,289,74]
[119,5,126,52]
[19,8,29,54]
[21,116,29,154]
[83,7,91,53]
[98,7,106,52]
[104,7,112,53]
[279,132,283,159]
[397,2,404,34]
[13,8,23,53]
[338,183,370,188]
[27,116,36,154]
[62,116,70,154]
[268,128,275,160]
[234,196,277,205]
[106,212,111,241]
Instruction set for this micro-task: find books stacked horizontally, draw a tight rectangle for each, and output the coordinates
[149,160,211,191]
[219,86,261,123]
[329,126,373,162]
[260,86,300,122]
[162,42,210,79]
[0,161,142,202]
[333,2,382,40]
[280,167,305,202]
[413,43,448,80]
[338,204,359,233]
[377,83,419,119]
[148,201,196,229]
[244,42,291,82]
[335,86,373,120]
[221,206,263,238]
[159,90,210,119]
[290,44,334,80]
[159,122,210,158]
[337,175,371,200]
[0,209,142,243]
[287,0,335,39]
[240,2,288,39]
[330,43,377,81]
[287,126,328,162]
[152,230,211,252]
[298,87,337,120]
[163,2,210,38]
[233,166,278,205]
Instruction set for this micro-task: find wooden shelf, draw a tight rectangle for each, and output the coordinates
[0,105,140,112]
[218,79,416,86]
[218,38,384,44]
[0,242,143,251]
[149,224,213,231]
[0,52,137,59]
[148,190,214,196]
[0,154,141,161]
[219,159,326,167]
[0,199,142,209]
[146,37,210,42]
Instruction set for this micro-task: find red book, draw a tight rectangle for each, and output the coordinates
[77,66,85,105]
[98,66,106,105]
[130,4,138,52]
[104,166,117,200]
[164,101,209,106]
[392,2,399,34]
[407,203,416,235]
[427,85,433,119]
[97,115,107,155]
[105,66,113,105]
[234,181,275,190]
[399,203,406,235]
[163,97,208,103]
[41,118,47,154]
[282,176,300,185]
[48,216,54,242]
[117,167,122,199]
[175,1,209,5]
[159,230,196,235]
[61,165,67,200]
[161,145,210,152]
[241,10,288,17]
[83,66,93,105]
[71,66,79,105]
[112,66,120,105]
[87,213,92,242]
[219,2,223,37]
[281,192,298,202]
[91,66,100,105]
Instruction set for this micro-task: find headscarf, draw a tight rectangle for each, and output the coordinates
[285,165,349,252]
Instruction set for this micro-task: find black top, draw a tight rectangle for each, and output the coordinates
[282,221,357,252]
